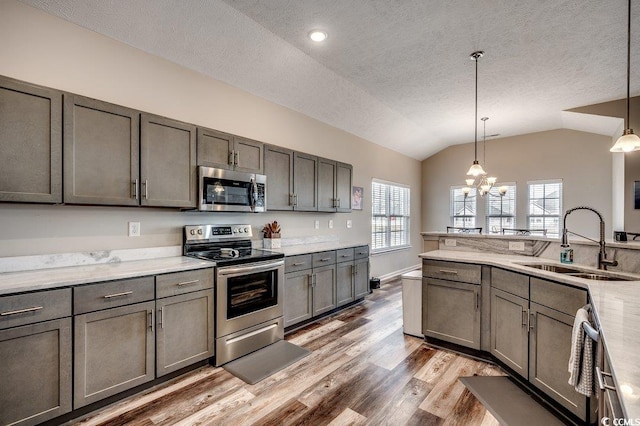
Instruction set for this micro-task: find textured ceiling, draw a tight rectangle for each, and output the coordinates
[19,0,640,159]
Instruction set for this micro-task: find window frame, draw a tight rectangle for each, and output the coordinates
[486,182,516,234]
[450,186,477,228]
[527,179,563,238]
[371,179,411,253]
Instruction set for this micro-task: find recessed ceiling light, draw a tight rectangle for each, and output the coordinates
[309,30,328,42]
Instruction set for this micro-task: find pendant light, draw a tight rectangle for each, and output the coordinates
[466,51,486,176]
[610,0,640,152]
[477,117,498,196]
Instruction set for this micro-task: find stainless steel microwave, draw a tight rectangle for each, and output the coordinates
[198,166,266,212]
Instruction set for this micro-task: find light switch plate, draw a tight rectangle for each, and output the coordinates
[329,219,334,229]
[346,220,353,229]
[509,241,525,251]
[128,222,140,237]
[444,238,456,247]
[314,220,320,229]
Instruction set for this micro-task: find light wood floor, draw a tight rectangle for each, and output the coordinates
[69,278,503,426]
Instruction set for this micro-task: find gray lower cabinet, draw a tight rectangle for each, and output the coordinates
[312,264,336,316]
[63,94,140,206]
[156,289,214,377]
[0,318,72,426]
[74,301,155,408]
[284,269,313,328]
[490,287,528,377]
[0,288,72,426]
[140,114,197,208]
[354,246,370,299]
[0,76,62,204]
[424,278,481,349]
[336,261,355,307]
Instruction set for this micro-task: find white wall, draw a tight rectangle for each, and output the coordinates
[421,129,613,240]
[0,1,422,277]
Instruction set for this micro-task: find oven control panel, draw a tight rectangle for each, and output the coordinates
[185,224,253,242]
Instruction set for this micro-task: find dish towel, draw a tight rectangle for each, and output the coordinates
[568,306,594,396]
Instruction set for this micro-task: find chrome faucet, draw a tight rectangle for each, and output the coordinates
[561,206,618,270]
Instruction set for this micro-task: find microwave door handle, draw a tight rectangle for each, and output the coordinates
[250,178,258,209]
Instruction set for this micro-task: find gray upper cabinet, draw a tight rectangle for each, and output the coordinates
[264,144,294,211]
[335,162,353,212]
[197,127,263,174]
[318,158,337,212]
[64,94,140,206]
[0,76,62,204]
[293,152,318,211]
[141,114,197,208]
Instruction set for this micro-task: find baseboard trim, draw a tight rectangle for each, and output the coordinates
[378,263,420,282]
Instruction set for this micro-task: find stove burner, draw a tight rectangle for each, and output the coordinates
[221,248,240,258]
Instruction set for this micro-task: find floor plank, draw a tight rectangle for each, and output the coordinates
[66,278,509,426]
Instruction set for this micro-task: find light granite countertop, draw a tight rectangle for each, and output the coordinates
[0,256,215,295]
[420,250,640,420]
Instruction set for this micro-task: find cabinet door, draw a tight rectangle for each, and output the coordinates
[529,302,587,420]
[197,127,234,170]
[234,136,264,174]
[0,77,62,203]
[156,289,214,377]
[336,261,354,307]
[354,258,370,299]
[335,162,353,212]
[141,114,197,208]
[317,157,337,212]
[313,264,336,316]
[0,318,71,426]
[293,152,318,211]
[264,145,294,211]
[490,288,529,377]
[64,94,140,206]
[284,270,313,327]
[74,301,155,408]
[424,278,481,349]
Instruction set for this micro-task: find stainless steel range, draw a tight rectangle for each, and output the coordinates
[184,224,285,366]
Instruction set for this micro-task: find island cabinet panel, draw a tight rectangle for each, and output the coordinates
[424,277,481,349]
[63,94,140,206]
[490,287,529,377]
[0,318,72,426]
[0,76,62,203]
[140,114,197,208]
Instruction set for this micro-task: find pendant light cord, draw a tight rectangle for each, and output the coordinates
[627,0,631,127]
[475,55,479,160]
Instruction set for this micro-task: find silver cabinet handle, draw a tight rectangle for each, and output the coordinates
[294,194,298,206]
[340,254,351,258]
[159,306,164,329]
[1,306,44,316]
[143,179,148,199]
[475,292,480,311]
[132,179,138,199]
[103,291,133,299]
[234,151,239,166]
[228,151,235,166]
[319,258,331,262]
[521,309,527,326]
[148,310,154,332]
[289,194,295,206]
[529,311,535,330]
[438,269,458,275]
[308,274,313,287]
[292,262,306,266]
[177,280,199,287]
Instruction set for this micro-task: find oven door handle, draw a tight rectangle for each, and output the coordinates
[217,259,285,277]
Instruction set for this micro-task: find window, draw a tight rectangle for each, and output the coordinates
[450,186,477,228]
[528,180,562,238]
[371,180,410,252]
[486,183,516,234]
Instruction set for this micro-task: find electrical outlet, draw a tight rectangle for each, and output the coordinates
[509,241,525,251]
[314,220,320,229]
[346,220,353,229]
[128,222,140,237]
[328,219,334,229]
[444,238,457,247]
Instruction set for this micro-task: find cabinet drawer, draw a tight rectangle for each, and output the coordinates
[312,251,336,268]
[337,248,355,263]
[156,268,213,299]
[491,268,529,299]
[354,245,369,259]
[74,276,155,314]
[285,254,313,273]
[530,277,587,316]
[422,260,481,284]
[0,288,71,329]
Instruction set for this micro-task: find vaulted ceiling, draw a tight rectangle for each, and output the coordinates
[20,0,640,159]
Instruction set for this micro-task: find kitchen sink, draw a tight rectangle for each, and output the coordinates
[518,263,583,274]
[565,273,633,281]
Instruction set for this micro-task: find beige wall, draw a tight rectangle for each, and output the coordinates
[421,129,613,240]
[0,1,422,277]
